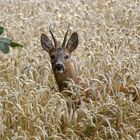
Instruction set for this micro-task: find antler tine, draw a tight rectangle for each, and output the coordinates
[49,28,57,47]
[62,25,70,48]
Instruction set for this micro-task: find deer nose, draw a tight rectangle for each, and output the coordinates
[54,63,64,72]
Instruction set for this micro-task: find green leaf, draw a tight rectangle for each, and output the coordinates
[0,26,4,35]
[0,42,10,53]
[0,37,11,53]
[0,41,10,53]
[0,37,11,44]
[10,41,23,48]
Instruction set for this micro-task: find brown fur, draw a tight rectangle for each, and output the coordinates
[54,61,79,92]
[41,30,79,92]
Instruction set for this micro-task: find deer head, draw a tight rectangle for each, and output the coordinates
[41,29,79,91]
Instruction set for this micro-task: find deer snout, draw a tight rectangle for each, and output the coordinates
[54,63,64,73]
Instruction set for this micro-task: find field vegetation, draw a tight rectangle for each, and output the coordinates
[0,0,140,139]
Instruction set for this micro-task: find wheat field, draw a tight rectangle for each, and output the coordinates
[0,0,140,139]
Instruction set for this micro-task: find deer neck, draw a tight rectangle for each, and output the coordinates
[53,62,79,92]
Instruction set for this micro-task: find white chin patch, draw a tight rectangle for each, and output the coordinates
[55,70,64,73]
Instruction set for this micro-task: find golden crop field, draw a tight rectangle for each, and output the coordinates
[0,0,140,139]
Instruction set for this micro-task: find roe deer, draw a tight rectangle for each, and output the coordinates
[41,29,79,92]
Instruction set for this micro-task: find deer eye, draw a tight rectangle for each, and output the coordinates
[64,55,69,60]
[50,54,55,60]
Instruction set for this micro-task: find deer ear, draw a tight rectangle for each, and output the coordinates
[41,33,53,53]
[66,32,78,52]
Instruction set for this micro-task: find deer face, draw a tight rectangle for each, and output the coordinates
[41,29,78,74]
[49,47,71,73]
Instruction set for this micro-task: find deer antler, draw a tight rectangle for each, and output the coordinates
[49,28,57,47]
[62,25,69,48]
